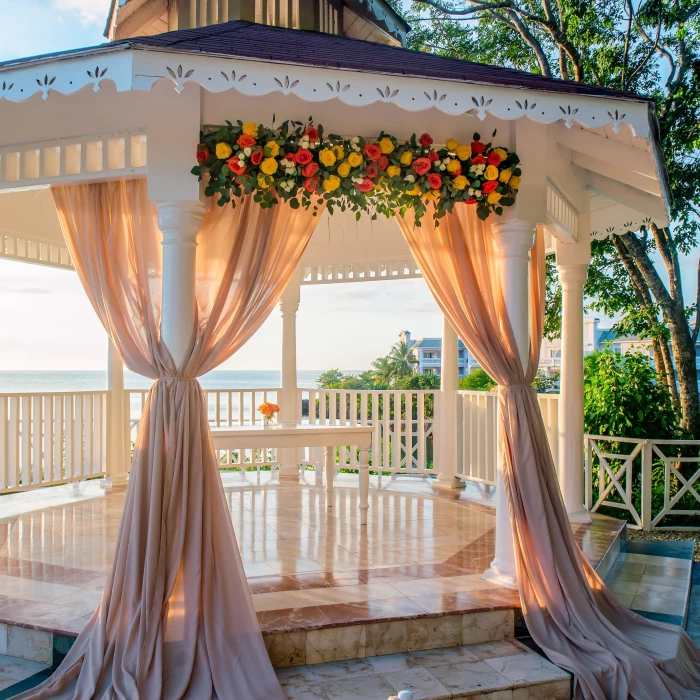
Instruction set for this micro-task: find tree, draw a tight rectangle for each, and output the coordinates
[316,368,345,388]
[387,340,419,379]
[404,0,700,435]
[370,356,395,386]
[459,367,497,391]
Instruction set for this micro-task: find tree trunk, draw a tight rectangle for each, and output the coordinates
[659,338,680,406]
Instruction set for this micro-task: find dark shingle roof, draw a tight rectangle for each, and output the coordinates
[115,21,645,101]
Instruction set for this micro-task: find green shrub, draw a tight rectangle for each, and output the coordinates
[459,368,496,391]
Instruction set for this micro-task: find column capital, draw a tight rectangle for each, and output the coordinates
[557,262,589,289]
[156,200,207,246]
[490,219,537,260]
[279,299,300,315]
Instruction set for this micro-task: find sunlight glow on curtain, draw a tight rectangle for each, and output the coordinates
[396,205,700,700]
[16,179,321,699]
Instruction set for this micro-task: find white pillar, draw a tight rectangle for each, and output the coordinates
[156,201,207,368]
[483,217,536,589]
[105,338,128,487]
[278,269,302,481]
[435,314,463,489]
[555,235,591,522]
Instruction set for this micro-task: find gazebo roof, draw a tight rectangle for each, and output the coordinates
[1,20,647,103]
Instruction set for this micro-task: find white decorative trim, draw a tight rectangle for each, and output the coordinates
[301,259,421,284]
[546,184,578,239]
[0,232,72,270]
[590,214,652,240]
[0,48,650,137]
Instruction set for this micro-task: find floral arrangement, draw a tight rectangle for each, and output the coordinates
[258,401,280,425]
[192,119,521,223]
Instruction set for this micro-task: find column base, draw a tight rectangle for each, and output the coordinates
[566,507,592,524]
[101,474,129,491]
[483,561,518,589]
[278,470,300,483]
[433,475,466,490]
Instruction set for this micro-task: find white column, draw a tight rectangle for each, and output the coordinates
[104,338,128,487]
[435,314,463,489]
[156,201,207,368]
[557,261,591,521]
[278,269,302,481]
[483,217,536,589]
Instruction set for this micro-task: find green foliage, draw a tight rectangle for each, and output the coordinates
[532,371,559,393]
[394,373,441,391]
[583,349,679,440]
[458,368,496,391]
[315,368,345,388]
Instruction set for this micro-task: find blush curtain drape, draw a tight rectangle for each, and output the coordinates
[396,205,700,700]
[17,179,321,699]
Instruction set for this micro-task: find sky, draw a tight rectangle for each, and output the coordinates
[0,1,696,372]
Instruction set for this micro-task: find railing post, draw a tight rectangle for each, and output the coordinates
[105,339,129,488]
[584,435,592,511]
[641,440,652,531]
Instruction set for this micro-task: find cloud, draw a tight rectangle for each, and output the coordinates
[52,0,112,26]
[14,287,51,295]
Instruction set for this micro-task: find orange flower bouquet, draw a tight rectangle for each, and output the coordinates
[258,401,280,428]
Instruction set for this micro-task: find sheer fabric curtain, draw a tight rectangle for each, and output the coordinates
[396,205,700,700]
[17,179,321,699]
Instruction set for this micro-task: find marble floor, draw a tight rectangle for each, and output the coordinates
[0,471,623,640]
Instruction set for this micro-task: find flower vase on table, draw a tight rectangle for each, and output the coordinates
[258,402,280,429]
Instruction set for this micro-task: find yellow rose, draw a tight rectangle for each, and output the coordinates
[319,148,337,167]
[484,165,499,181]
[446,138,459,152]
[424,190,440,202]
[452,175,468,190]
[337,162,351,178]
[456,144,472,161]
[260,157,279,175]
[494,148,508,161]
[400,151,413,166]
[446,159,461,173]
[499,169,512,184]
[386,165,401,178]
[406,184,421,196]
[379,137,395,154]
[265,141,280,157]
[509,176,521,189]
[487,191,502,204]
[257,174,270,189]
[215,142,233,159]
[242,122,259,137]
[347,152,363,168]
[332,145,345,160]
[322,175,341,192]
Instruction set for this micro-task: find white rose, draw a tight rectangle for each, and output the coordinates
[238,152,246,161]
[244,147,252,157]
[476,190,482,197]
[405,174,415,182]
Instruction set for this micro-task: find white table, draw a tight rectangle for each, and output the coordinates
[210,424,373,524]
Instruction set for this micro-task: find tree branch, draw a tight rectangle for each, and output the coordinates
[693,257,700,344]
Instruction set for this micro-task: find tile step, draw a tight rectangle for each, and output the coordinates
[277,638,572,699]
[0,653,50,695]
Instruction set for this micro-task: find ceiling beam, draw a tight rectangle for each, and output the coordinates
[114,0,168,39]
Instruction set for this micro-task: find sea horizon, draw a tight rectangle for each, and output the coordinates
[0,369,360,393]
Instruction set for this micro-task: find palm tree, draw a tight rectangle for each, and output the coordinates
[370,356,394,386]
[387,341,418,381]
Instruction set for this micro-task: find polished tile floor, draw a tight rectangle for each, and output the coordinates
[0,471,623,638]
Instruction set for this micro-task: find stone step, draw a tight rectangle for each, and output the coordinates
[276,639,572,699]
[0,654,50,697]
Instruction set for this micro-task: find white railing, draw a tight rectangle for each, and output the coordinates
[301,389,436,474]
[458,391,560,486]
[585,435,700,530]
[126,388,280,470]
[0,391,107,493]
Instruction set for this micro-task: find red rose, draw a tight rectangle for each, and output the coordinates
[365,163,379,179]
[363,143,382,161]
[412,157,432,176]
[301,162,319,177]
[237,134,257,149]
[482,180,499,193]
[250,148,263,165]
[283,153,295,162]
[427,173,442,190]
[295,149,313,165]
[376,156,389,171]
[471,154,486,165]
[419,133,433,147]
[428,151,439,163]
[471,140,486,154]
[357,178,374,193]
[227,158,246,175]
[487,151,502,166]
[305,126,320,142]
[464,198,477,205]
[303,175,320,193]
[196,145,210,163]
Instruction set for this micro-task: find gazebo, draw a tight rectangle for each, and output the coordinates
[1,3,698,700]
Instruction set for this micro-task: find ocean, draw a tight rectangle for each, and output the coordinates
[0,370,348,393]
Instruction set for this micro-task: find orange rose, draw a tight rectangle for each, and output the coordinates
[237,134,257,149]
